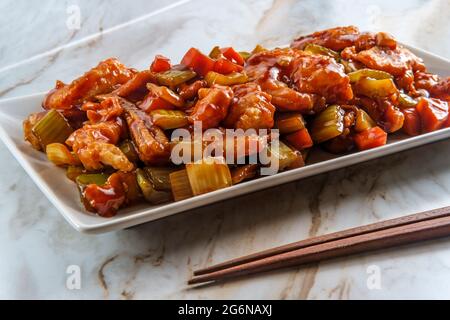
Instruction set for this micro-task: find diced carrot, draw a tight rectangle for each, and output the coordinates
[284,128,313,150]
[150,55,171,73]
[401,108,421,136]
[416,97,449,132]
[220,47,245,66]
[213,58,243,74]
[354,126,387,151]
[181,48,215,76]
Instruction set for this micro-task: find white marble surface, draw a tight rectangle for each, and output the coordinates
[1,0,450,299]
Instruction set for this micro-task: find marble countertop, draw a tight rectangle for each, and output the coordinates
[1,0,450,299]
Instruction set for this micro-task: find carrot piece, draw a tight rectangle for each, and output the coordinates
[401,108,421,136]
[213,58,244,74]
[416,97,449,132]
[354,126,387,151]
[150,55,171,73]
[220,47,245,66]
[284,128,313,150]
[181,48,215,76]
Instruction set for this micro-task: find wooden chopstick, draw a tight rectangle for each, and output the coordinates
[193,206,450,276]
[189,206,450,285]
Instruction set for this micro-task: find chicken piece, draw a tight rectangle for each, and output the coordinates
[245,47,298,80]
[291,26,361,51]
[429,77,450,101]
[395,70,415,93]
[340,46,357,61]
[138,92,175,113]
[83,173,126,217]
[350,46,426,76]
[291,26,397,52]
[353,31,397,51]
[357,97,404,133]
[60,107,88,129]
[114,70,156,102]
[290,52,353,103]
[66,121,122,151]
[123,105,170,165]
[82,97,124,124]
[223,83,275,130]
[146,83,185,108]
[188,85,234,129]
[77,142,134,172]
[23,111,47,150]
[245,48,325,112]
[414,71,439,92]
[43,58,135,110]
[222,133,268,161]
[66,120,132,171]
[351,32,376,52]
[374,32,397,50]
[178,80,207,100]
[260,79,325,113]
[266,86,315,112]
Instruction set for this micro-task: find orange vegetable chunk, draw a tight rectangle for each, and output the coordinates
[416,97,449,132]
[285,129,313,150]
[354,126,387,151]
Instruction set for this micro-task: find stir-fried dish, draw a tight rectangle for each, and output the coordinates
[23,26,450,217]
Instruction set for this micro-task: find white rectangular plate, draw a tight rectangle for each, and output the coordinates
[0,44,449,234]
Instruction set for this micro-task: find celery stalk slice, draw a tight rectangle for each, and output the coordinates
[32,109,73,148]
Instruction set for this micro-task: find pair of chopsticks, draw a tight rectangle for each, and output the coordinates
[189,206,450,285]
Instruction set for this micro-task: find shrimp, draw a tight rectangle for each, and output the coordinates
[66,120,133,171]
[188,85,234,129]
[349,46,426,77]
[77,142,134,172]
[82,97,124,124]
[223,83,275,130]
[290,52,353,103]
